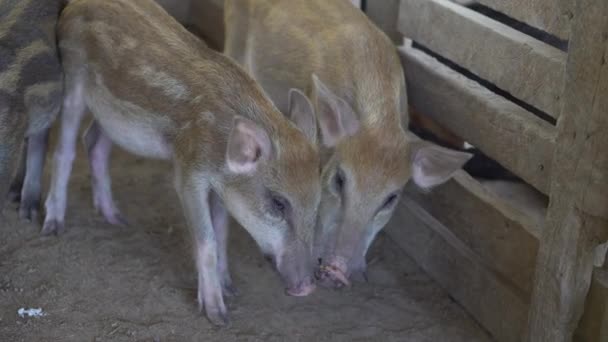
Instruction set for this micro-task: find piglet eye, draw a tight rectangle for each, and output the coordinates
[381,193,399,210]
[334,168,345,193]
[273,197,286,212]
[270,193,290,217]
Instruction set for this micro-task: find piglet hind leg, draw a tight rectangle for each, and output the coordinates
[7,143,26,203]
[176,171,228,326]
[17,129,51,222]
[83,121,127,226]
[0,105,26,214]
[210,191,237,297]
[42,80,85,235]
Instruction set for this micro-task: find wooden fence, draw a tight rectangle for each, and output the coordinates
[178,0,608,340]
[377,0,608,341]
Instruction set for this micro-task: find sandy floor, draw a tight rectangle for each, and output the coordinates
[0,127,492,341]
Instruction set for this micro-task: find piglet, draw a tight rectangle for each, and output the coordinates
[46,0,342,325]
[0,0,64,221]
[224,0,473,288]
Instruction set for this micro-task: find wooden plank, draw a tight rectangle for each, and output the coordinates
[398,0,567,119]
[475,0,572,41]
[399,43,556,194]
[405,172,541,295]
[525,0,608,340]
[189,0,225,50]
[575,268,608,342]
[364,0,402,44]
[386,196,529,342]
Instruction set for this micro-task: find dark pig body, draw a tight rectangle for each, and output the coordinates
[0,0,64,219]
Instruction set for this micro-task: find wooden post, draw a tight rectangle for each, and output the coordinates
[525,0,608,341]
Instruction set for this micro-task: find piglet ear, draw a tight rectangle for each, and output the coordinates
[410,142,472,189]
[287,88,317,144]
[226,116,272,174]
[311,74,360,147]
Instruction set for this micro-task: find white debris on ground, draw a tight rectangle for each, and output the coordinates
[17,308,46,318]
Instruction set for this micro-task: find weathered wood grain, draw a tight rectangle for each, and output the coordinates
[525,0,608,340]
[398,0,567,119]
[386,195,528,342]
[399,43,556,194]
[475,0,572,41]
[405,172,541,295]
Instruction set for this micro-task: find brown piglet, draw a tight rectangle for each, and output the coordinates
[44,0,349,326]
[224,0,473,288]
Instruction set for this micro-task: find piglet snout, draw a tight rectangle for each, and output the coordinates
[285,277,316,297]
[315,258,351,288]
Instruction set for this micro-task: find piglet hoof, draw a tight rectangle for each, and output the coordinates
[41,219,65,236]
[208,309,230,327]
[104,212,129,227]
[7,184,21,203]
[198,288,230,327]
[19,205,40,223]
[200,302,229,327]
[222,283,239,298]
[94,196,129,226]
[18,198,41,223]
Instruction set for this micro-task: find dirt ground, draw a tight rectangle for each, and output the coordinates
[0,126,492,342]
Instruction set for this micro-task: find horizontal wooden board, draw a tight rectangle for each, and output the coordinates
[386,195,529,342]
[398,0,567,118]
[399,43,556,194]
[475,0,572,40]
[405,172,541,295]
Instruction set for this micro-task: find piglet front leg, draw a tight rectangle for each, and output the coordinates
[0,106,26,213]
[175,169,228,326]
[43,80,85,235]
[83,121,127,226]
[17,129,50,222]
[210,191,237,297]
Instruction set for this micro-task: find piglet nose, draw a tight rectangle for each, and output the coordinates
[315,257,351,288]
[285,277,316,297]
